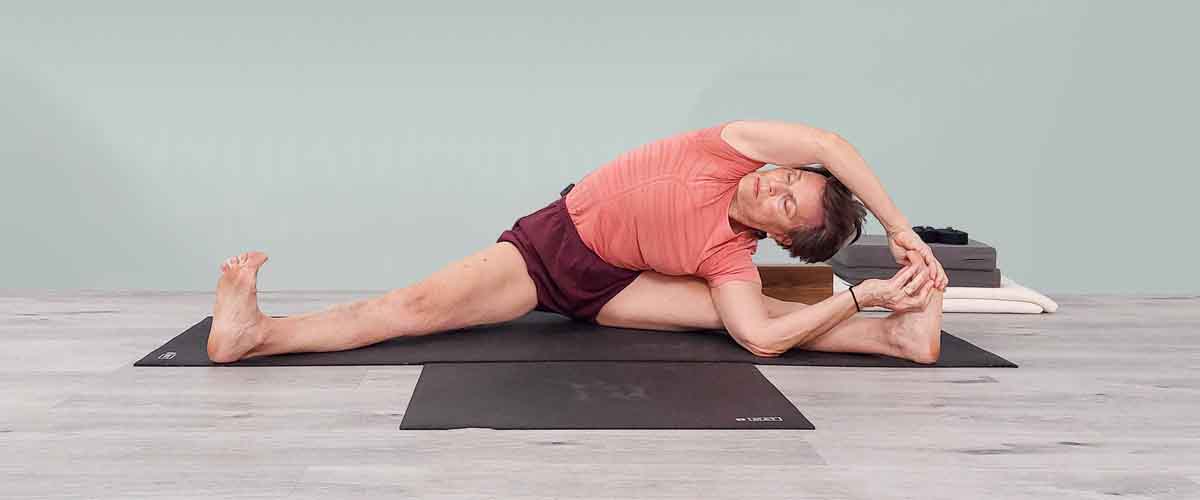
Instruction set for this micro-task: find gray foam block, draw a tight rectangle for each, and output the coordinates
[832,261,1002,288]
[832,234,997,270]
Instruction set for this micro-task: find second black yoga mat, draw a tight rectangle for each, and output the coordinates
[399,362,814,430]
[135,311,1016,368]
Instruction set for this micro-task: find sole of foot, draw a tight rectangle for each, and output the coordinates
[887,290,944,364]
[208,251,271,363]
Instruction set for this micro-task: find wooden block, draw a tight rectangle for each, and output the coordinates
[757,263,833,305]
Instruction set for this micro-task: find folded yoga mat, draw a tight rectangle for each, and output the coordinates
[135,311,1016,368]
[399,362,814,430]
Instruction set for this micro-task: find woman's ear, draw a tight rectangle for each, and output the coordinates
[771,232,793,247]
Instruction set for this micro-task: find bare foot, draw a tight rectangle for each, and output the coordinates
[208,251,271,363]
[885,289,944,364]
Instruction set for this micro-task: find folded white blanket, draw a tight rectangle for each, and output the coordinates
[833,275,1058,314]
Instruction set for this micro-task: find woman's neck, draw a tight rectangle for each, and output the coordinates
[727,195,756,236]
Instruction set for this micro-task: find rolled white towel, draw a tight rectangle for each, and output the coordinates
[834,275,1058,314]
[941,298,1045,314]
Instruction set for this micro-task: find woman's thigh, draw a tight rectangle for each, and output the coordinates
[403,242,539,334]
[594,272,811,331]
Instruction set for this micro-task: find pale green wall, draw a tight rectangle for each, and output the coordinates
[2,1,1197,294]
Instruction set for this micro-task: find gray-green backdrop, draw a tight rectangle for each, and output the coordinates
[3,1,1197,294]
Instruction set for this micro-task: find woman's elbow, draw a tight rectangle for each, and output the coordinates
[744,337,786,358]
[748,347,783,358]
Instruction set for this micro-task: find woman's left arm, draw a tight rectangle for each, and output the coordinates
[816,132,948,289]
[811,132,910,235]
[722,120,910,234]
[721,120,948,289]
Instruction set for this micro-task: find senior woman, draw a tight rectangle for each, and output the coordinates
[206,120,948,364]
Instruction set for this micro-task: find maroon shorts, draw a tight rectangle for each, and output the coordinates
[497,189,641,323]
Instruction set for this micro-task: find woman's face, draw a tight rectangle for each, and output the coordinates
[736,166,826,243]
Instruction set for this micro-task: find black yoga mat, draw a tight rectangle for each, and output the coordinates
[399,362,814,430]
[135,311,1016,368]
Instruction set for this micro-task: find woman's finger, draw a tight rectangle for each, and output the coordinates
[890,264,918,286]
[922,249,940,281]
[921,252,941,287]
[919,279,935,306]
[898,280,933,311]
[904,269,928,295]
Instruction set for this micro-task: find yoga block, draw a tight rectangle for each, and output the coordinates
[832,234,997,271]
[832,261,1002,288]
[757,263,833,304]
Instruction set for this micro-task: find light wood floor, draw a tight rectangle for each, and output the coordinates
[2,290,1198,499]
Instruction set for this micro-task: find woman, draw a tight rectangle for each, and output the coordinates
[206,120,949,364]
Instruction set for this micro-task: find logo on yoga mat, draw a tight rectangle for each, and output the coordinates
[564,381,649,401]
[157,351,177,360]
[735,416,784,422]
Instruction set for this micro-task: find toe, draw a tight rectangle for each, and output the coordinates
[244,251,269,268]
[219,252,268,275]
